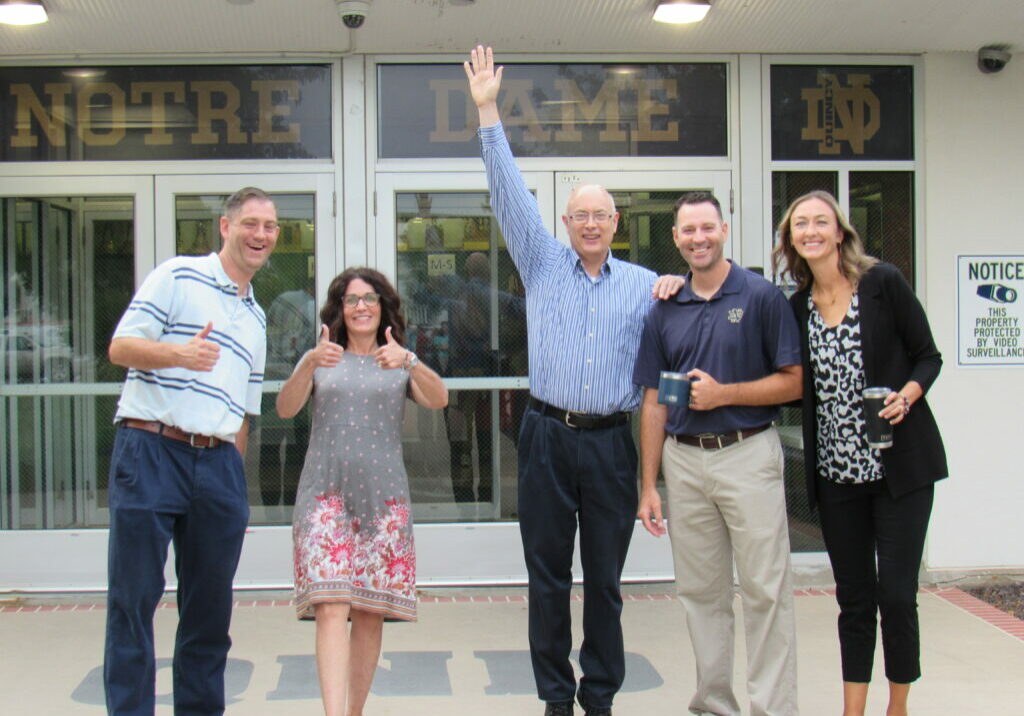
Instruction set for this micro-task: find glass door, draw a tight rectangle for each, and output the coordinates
[156,174,335,587]
[0,176,153,590]
[376,172,550,526]
[376,170,732,584]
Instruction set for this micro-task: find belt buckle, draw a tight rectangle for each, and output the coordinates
[564,411,580,429]
[189,432,208,449]
[697,433,723,450]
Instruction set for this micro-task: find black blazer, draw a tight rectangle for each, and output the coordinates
[790,262,948,508]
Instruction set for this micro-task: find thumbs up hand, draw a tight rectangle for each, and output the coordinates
[308,323,344,368]
[177,321,221,372]
[374,326,409,370]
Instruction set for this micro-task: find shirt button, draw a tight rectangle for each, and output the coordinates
[584,385,590,390]
[590,307,596,312]
[587,359,592,364]
[588,333,594,338]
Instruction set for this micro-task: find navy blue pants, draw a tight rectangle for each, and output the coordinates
[517,406,639,708]
[817,477,934,684]
[104,426,249,716]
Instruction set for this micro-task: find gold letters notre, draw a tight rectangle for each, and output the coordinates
[9,76,309,151]
[251,80,301,143]
[131,82,186,146]
[78,83,127,146]
[191,81,246,144]
[10,83,71,148]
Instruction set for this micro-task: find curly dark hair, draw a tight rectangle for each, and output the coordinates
[321,267,406,349]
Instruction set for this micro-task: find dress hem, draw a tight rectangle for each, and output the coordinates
[294,584,417,622]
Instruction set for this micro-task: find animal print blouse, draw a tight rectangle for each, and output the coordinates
[807,293,885,485]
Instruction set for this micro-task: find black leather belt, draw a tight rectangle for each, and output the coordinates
[671,424,771,450]
[529,397,630,430]
[121,419,222,448]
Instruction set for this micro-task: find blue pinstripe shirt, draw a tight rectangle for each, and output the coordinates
[481,123,657,414]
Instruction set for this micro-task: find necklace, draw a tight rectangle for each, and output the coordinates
[813,281,850,307]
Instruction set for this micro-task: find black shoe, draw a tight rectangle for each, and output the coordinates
[576,693,611,716]
[544,701,574,716]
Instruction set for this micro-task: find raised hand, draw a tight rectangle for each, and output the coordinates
[307,323,344,369]
[375,326,409,370]
[177,322,221,372]
[464,45,503,112]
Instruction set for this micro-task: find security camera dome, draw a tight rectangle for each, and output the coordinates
[977,45,1012,74]
[335,0,370,29]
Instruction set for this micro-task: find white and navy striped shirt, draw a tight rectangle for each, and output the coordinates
[481,123,657,414]
[113,252,267,440]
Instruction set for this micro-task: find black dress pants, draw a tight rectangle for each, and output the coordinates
[517,405,638,708]
[817,476,934,684]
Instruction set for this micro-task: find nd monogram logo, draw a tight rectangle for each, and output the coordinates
[800,73,880,155]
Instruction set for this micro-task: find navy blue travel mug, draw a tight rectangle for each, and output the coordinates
[658,371,690,406]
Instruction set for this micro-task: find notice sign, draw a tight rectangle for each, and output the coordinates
[958,255,1024,366]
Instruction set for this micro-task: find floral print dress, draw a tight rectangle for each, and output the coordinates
[292,352,416,621]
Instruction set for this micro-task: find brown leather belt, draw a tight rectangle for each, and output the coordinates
[671,424,771,451]
[121,419,222,449]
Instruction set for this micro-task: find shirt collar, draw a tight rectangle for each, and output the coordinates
[574,252,613,280]
[675,260,742,303]
[208,252,253,299]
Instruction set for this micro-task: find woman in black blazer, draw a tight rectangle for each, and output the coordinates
[772,190,947,716]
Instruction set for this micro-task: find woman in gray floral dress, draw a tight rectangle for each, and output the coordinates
[277,267,447,716]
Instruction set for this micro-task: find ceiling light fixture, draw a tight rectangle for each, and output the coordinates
[653,0,711,25]
[0,0,48,26]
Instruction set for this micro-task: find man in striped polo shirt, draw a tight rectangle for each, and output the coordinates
[466,47,681,716]
[103,187,278,716]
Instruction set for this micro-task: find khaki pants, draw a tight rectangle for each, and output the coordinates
[662,427,798,716]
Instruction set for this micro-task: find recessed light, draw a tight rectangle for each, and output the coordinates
[653,0,712,25]
[0,0,48,26]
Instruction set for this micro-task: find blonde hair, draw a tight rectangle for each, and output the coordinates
[771,190,877,292]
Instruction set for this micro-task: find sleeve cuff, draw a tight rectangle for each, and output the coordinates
[478,121,504,146]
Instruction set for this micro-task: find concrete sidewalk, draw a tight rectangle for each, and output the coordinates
[2,585,1022,715]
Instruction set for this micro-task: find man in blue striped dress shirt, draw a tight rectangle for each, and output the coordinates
[103,188,278,715]
[466,47,681,716]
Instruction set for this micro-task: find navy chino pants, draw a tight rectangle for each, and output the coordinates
[517,405,639,708]
[104,426,249,716]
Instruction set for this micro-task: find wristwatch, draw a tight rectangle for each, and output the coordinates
[404,351,420,370]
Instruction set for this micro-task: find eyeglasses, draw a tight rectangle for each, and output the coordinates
[236,218,280,233]
[568,211,614,225]
[343,292,381,307]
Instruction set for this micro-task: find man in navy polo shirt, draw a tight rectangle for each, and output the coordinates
[633,191,802,716]
[104,187,278,716]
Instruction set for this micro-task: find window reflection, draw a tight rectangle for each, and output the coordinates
[1,196,133,529]
[174,193,317,524]
[395,192,528,522]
